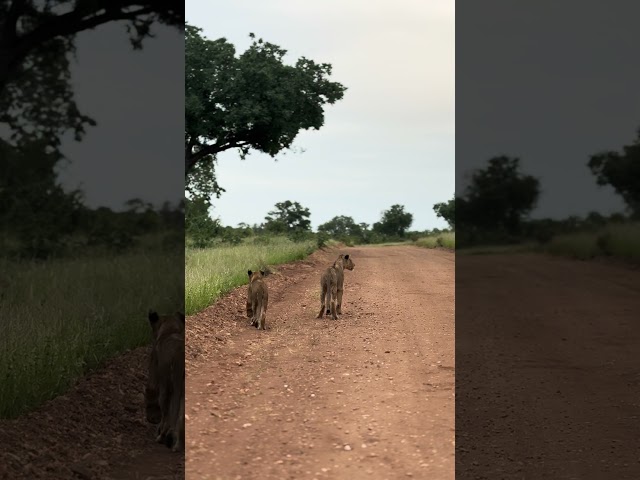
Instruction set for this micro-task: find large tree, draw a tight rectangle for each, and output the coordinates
[373,204,413,237]
[588,128,640,218]
[433,196,455,229]
[458,156,539,234]
[317,215,363,238]
[185,25,346,180]
[264,201,311,234]
[0,2,183,257]
[0,0,183,150]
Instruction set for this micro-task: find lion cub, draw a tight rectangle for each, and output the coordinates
[247,270,269,330]
[145,310,185,452]
[317,254,355,319]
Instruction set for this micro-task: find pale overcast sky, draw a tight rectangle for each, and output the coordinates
[457,1,637,219]
[57,23,184,211]
[186,0,455,231]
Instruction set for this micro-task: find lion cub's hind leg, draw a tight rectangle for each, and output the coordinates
[330,284,338,320]
[317,282,327,318]
[172,396,185,452]
[250,297,259,327]
[336,288,344,315]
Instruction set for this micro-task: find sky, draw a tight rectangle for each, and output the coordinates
[457,0,638,219]
[186,0,455,231]
[34,1,639,225]
[57,22,184,211]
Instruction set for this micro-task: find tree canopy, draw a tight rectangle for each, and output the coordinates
[185,24,346,179]
[317,215,363,238]
[588,128,640,218]
[0,0,183,151]
[373,205,413,237]
[264,201,311,233]
[433,196,455,229]
[457,156,540,235]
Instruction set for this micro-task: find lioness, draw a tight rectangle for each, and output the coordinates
[335,253,355,314]
[145,310,185,452]
[247,270,269,330]
[317,254,355,319]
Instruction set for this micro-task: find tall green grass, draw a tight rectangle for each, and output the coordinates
[185,236,316,315]
[414,232,455,250]
[545,223,640,261]
[0,252,183,418]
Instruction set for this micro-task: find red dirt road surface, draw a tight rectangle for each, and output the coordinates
[0,346,184,480]
[185,246,455,480]
[456,253,640,479]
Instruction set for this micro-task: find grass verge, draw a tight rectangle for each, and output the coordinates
[0,252,183,418]
[185,236,316,315]
[545,223,640,261]
[455,223,640,262]
[414,232,455,250]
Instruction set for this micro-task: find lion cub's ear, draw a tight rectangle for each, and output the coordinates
[344,254,350,260]
[260,270,265,276]
[148,310,159,324]
[248,270,253,277]
[176,312,185,323]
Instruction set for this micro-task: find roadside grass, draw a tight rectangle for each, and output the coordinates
[0,252,183,418]
[359,241,411,247]
[545,223,640,261]
[414,232,455,250]
[455,223,640,262]
[185,236,316,315]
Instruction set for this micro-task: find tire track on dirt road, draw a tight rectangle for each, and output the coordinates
[186,246,455,480]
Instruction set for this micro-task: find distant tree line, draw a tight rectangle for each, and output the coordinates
[0,139,183,259]
[455,127,640,247]
[185,196,453,249]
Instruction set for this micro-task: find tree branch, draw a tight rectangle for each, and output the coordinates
[0,2,159,88]
[18,4,155,59]
[185,139,250,175]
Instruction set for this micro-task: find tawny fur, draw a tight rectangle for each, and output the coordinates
[317,254,355,319]
[145,311,185,452]
[247,270,269,330]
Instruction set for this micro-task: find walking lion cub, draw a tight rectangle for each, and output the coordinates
[145,310,185,452]
[246,270,269,330]
[317,254,355,319]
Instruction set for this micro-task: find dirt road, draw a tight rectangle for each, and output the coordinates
[456,254,640,479]
[0,346,183,480]
[185,245,455,480]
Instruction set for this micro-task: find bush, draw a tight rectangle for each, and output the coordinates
[415,232,455,250]
[288,229,314,243]
[343,236,355,247]
[190,235,214,249]
[161,231,184,251]
[252,236,273,246]
[220,229,243,245]
[87,227,136,253]
[316,232,329,248]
